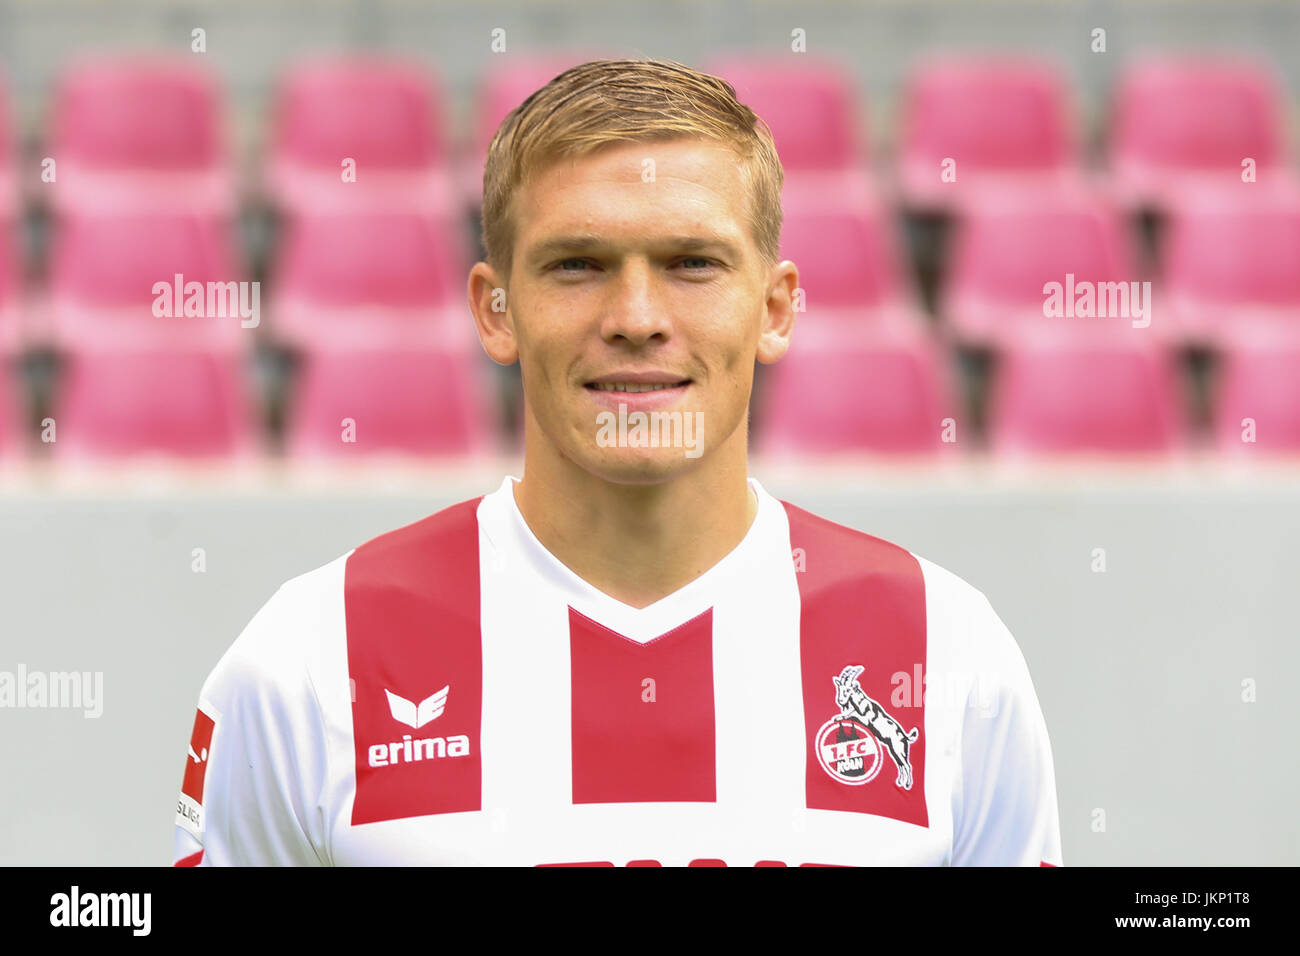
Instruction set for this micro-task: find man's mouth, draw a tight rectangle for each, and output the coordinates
[585,380,691,393]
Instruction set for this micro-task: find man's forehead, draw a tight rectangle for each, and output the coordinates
[516,139,752,250]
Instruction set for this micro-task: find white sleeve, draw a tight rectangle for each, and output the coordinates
[950,596,1063,867]
[170,581,330,866]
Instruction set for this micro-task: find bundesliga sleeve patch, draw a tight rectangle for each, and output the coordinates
[176,705,217,839]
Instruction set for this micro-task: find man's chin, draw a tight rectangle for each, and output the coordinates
[578,445,706,485]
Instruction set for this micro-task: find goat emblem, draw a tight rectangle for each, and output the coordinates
[815,665,919,790]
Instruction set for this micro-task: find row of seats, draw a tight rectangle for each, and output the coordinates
[2,180,1297,353]
[2,326,1299,461]
[0,52,1292,218]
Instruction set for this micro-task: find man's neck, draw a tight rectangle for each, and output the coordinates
[512,448,758,611]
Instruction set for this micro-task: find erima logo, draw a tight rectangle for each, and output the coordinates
[369,684,470,768]
[385,685,449,729]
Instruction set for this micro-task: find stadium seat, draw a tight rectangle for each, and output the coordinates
[285,343,496,459]
[0,214,20,354]
[266,57,455,217]
[1109,56,1291,210]
[942,183,1145,346]
[897,56,1079,211]
[1212,326,1300,456]
[1161,182,1300,344]
[986,327,1185,457]
[45,212,246,349]
[706,55,877,211]
[704,55,864,172]
[51,346,257,460]
[0,357,21,459]
[778,203,923,327]
[47,56,233,215]
[0,75,17,221]
[270,210,467,347]
[755,324,959,457]
[464,53,600,207]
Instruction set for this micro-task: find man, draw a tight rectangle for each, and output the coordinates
[171,57,1062,866]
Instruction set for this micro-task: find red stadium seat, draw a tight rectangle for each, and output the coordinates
[285,343,496,459]
[464,54,599,205]
[0,357,21,458]
[779,203,922,326]
[1213,326,1300,456]
[46,212,246,349]
[755,325,959,457]
[48,56,233,215]
[0,75,17,221]
[0,214,20,354]
[704,55,864,172]
[1110,56,1292,210]
[1162,182,1300,344]
[942,183,1145,346]
[898,56,1079,211]
[266,57,455,217]
[986,327,1185,457]
[270,210,467,347]
[706,55,877,212]
[51,346,257,461]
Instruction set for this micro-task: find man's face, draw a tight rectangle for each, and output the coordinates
[486,137,794,484]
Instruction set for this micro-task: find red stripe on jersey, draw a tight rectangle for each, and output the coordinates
[345,497,484,825]
[783,501,929,828]
[570,607,716,804]
[1041,861,1057,867]
[174,849,204,867]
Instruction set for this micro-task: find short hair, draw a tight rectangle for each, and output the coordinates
[480,57,784,279]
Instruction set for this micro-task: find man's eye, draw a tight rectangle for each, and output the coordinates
[678,257,715,271]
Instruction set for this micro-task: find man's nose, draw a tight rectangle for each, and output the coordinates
[599,259,672,346]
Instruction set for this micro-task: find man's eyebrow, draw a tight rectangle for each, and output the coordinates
[525,234,743,263]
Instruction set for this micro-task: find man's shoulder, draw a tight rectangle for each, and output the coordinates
[777,495,1017,661]
[251,492,488,640]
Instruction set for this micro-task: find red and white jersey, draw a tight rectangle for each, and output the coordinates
[172,476,1062,867]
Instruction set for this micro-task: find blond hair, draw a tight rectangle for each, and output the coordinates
[481,57,784,278]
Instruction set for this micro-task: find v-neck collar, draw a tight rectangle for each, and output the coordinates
[481,474,778,644]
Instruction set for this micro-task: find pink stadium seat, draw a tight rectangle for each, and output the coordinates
[706,55,877,211]
[1162,183,1300,344]
[271,210,466,346]
[942,184,1143,346]
[704,56,864,172]
[1110,56,1291,210]
[778,203,921,326]
[1213,327,1300,456]
[285,344,495,459]
[46,212,245,349]
[48,57,232,214]
[755,325,958,457]
[51,346,256,460]
[0,75,16,220]
[986,328,1185,456]
[266,57,454,216]
[0,359,20,458]
[468,55,596,189]
[0,214,19,354]
[898,56,1079,211]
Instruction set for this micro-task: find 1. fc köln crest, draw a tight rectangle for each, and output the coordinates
[815,665,920,790]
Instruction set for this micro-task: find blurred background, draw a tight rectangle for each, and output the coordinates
[1,0,1298,865]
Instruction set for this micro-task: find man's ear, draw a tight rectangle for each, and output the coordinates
[756,259,799,365]
[468,261,518,366]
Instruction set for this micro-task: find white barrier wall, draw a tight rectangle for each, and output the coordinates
[1,460,1297,865]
